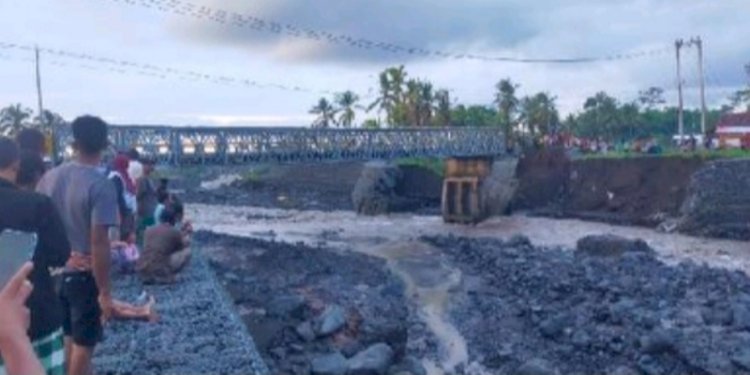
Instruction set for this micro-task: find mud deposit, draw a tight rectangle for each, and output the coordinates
[428,235,750,375]
[179,162,442,213]
[196,231,437,375]
[513,149,705,227]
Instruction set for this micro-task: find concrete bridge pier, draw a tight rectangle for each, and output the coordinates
[441,156,518,224]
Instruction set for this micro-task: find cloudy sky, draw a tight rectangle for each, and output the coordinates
[0,0,748,126]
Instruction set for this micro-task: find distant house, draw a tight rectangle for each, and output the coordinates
[716,112,750,148]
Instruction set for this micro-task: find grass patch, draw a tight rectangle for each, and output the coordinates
[396,157,445,176]
[576,149,750,161]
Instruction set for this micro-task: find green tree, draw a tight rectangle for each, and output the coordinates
[404,79,435,127]
[368,66,407,126]
[494,79,520,147]
[0,104,33,136]
[433,89,452,126]
[520,92,559,137]
[637,87,666,109]
[362,118,381,129]
[576,92,620,141]
[451,105,497,127]
[335,91,360,128]
[34,109,67,133]
[729,88,750,111]
[309,98,338,128]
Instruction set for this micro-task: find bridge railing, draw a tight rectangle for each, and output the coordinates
[55,126,506,165]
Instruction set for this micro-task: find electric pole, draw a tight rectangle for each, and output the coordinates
[691,37,707,134]
[675,39,684,138]
[35,46,44,122]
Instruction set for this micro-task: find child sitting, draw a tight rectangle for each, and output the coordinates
[112,231,140,274]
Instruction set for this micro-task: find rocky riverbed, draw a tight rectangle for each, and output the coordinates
[428,234,750,375]
[196,231,438,375]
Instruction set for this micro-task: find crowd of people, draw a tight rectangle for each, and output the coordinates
[0,116,193,375]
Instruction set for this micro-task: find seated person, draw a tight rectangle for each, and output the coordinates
[137,205,191,284]
[111,231,140,274]
[170,199,193,237]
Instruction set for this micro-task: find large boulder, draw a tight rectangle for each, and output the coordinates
[352,162,402,215]
[575,234,655,258]
[677,159,750,240]
[481,158,519,216]
[315,305,347,337]
[347,343,394,375]
[311,352,348,375]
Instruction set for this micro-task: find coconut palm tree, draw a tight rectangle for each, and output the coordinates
[367,66,407,126]
[309,98,338,128]
[494,79,520,148]
[433,89,452,126]
[335,91,361,128]
[0,104,33,136]
[520,92,559,137]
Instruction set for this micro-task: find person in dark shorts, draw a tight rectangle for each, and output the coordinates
[0,137,70,375]
[36,116,119,375]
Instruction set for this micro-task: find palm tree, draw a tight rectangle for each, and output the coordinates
[433,89,452,126]
[0,104,33,136]
[34,110,66,132]
[494,79,520,148]
[520,92,559,137]
[310,98,338,128]
[367,66,407,126]
[335,91,361,128]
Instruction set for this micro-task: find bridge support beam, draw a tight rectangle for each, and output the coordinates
[441,156,494,224]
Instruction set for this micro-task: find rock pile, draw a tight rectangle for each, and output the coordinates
[426,234,750,375]
[678,158,750,240]
[197,232,433,375]
[94,248,268,374]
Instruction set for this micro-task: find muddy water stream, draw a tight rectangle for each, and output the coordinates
[189,204,750,373]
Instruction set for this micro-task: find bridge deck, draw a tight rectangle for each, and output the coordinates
[55,126,507,164]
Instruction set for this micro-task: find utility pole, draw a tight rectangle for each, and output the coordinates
[35,46,44,122]
[35,46,56,161]
[691,36,707,134]
[675,39,685,138]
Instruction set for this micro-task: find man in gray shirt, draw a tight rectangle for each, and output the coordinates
[37,116,118,375]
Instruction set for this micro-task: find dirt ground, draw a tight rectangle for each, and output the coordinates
[513,149,706,226]
[181,161,443,212]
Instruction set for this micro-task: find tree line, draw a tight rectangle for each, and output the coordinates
[0,104,66,137]
[310,63,750,145]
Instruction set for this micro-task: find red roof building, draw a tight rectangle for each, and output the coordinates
[716,112,750,148]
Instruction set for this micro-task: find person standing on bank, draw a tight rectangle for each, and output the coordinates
[0,138,70,375]
[135,158,157,242]
[37,116,119,375]
[109,154,136,240]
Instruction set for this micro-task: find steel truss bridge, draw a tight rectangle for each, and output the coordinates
[55,126,506,165]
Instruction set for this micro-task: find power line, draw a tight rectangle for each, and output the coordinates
[99,0,672,64]
[0,41,342,96]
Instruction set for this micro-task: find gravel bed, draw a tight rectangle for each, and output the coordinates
[426,235,750,375]
[94,248,269,375]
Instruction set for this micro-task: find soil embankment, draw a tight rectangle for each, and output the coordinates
[181,161,443,212]
[513,149,706,227]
